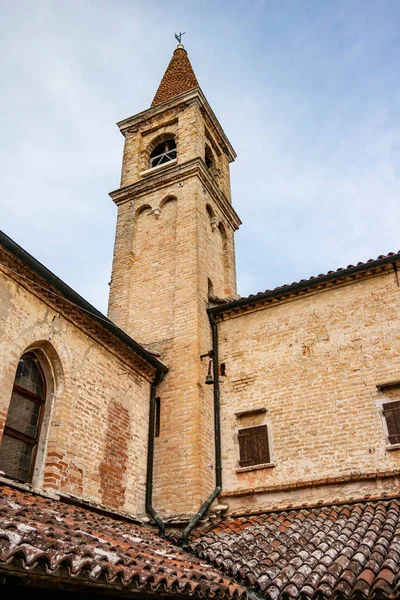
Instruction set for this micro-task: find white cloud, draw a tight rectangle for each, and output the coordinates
[1,0,400,309]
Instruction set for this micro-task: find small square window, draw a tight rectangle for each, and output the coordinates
[238,425,270,467]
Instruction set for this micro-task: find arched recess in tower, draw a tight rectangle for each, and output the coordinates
[130,197,178,343]
[205,203,216,229]
[204,204,226,299]
[159,195,177,211]
[218,221,230,296]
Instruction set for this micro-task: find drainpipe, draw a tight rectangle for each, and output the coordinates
[146,370,166,537]
[182,312,222,548]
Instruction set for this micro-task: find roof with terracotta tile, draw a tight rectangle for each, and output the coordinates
[191,499,400,599]
[151,45,199,107]
[0,484,246,598]
[209,251,400,316]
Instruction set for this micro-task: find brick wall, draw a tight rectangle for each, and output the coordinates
[0,269,152,517]
[108,94,239,516]
[217,270,400,513]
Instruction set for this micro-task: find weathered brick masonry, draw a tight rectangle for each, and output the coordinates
[215,265,400,513]
[108,47,240,516]
[0,242,159,517]
[2,40,400,600]
[3,41,399,534]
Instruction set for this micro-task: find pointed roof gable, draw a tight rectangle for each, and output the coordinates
[151,45,199,107]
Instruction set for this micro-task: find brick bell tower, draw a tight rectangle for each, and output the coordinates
[108,42,241,516]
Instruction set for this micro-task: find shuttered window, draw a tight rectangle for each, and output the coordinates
[238,425,270,467]
[383,401,400,445]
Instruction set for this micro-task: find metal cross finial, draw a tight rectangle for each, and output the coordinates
[175,31,186,44]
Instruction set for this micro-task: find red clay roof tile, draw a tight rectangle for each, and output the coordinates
[210,250,400,315]
[151,46,199,107]
[191,498,400,599]
[0,484,246,599]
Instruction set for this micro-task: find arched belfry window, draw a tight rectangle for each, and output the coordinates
[0,353,46,482]
[150,139,177,168]
[205,144,215,170]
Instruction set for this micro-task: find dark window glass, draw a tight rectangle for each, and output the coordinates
[5,391,41,438]
[383,401,400,445]
[0,353,46,482]
[0,435,34,482]
[155,397,161,438]
[15,355,43,396]
[238,425,270,467]
[150,139,176,168]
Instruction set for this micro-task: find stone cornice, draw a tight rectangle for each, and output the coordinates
[117,87,236,163]
[221,468,400,500]
[109,158,242,231]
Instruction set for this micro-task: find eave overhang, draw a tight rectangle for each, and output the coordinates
[117,87,237,163]
[208,253,400,318]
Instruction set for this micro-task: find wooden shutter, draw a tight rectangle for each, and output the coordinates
[383,401,400,445]
[238,425,270,467]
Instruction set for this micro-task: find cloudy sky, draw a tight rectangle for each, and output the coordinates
[1,1,400,313]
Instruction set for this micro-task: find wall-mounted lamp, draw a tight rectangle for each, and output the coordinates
[200,350,215,386]
[205,359,214,385]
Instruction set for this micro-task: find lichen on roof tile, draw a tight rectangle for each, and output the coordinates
[191,498,400,600]
[0,483,246,599]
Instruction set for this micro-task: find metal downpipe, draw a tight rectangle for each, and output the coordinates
[182,313,222,548]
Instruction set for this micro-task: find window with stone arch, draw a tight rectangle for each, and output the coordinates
[149,135,177,169]
[0,352,49,483]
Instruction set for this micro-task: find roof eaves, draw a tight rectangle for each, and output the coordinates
[208,252,400,316]
[0,230,168,374]
[117,87,237,163]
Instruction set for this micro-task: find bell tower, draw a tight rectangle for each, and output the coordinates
[108,43,241,516]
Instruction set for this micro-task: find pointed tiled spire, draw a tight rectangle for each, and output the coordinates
[151,44,199,107]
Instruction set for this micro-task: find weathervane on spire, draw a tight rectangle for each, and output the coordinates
[175,31,186,44]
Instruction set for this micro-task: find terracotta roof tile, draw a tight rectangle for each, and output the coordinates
[191,498,400,599]
[210,250,400,316]
[0,484,246,599]
[151,46,199,107]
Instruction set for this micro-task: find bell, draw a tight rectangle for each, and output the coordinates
[205,373,214,385]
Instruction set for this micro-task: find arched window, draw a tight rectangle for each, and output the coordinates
[0,353,46,482]
[150,139,177,168]
[205,144,215,170]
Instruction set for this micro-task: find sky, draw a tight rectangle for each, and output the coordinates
[1,0,400,314]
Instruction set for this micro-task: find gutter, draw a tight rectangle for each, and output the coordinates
[208,253,400,317]
[0,231,168,375]
[146,370,166,536]
[182,312,222,548]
